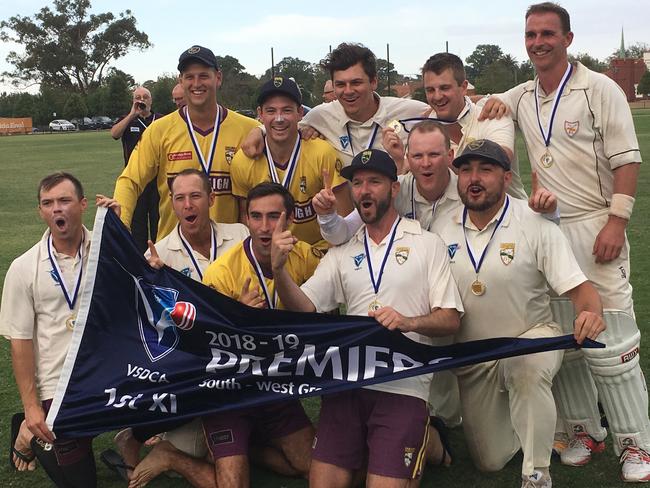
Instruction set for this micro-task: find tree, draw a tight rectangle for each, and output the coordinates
[63,93,87,120]
[465,44,504,82]
[518,60,535,83]
[570,53,607,73]
[149,74,178,115]
[638,71,650,97]
[609,41,650,60]
[217,55,259,111]
[104,71,131,117]
[377,58,401,96]
[0,0,151,93]
[264,57,317,106]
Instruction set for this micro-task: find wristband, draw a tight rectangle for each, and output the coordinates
[608,193,635,220]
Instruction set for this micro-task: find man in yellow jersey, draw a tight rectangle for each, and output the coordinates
[231,76,352,252]
[201,182,318,486]
[114,45,259,240]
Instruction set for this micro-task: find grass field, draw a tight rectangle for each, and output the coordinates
[0,111,648,487]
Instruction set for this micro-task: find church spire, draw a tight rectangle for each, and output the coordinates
[619,26,626,59]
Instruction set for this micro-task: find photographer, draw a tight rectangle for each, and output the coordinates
[111,86,162,252]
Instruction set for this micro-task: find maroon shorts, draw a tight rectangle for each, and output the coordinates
[42,399,94,466]
[202,400,312,459]
[312,389,428,479]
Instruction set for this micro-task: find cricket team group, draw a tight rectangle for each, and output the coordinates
[1,2,646,487]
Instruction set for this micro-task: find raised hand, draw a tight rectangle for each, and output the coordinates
[312,168,337,215]
[239,277,266,308]
[146,241,164,270]
[271,212,297,272]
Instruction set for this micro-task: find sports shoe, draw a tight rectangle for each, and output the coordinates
[620,446,650,482]
[521,470,552,487]
[560,432,606,466]
[552,432,569,457]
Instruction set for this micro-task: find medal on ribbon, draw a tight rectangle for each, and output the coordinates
[177,223,217,281]
[364,217,401,312]
[184,105,222,176]
[462,197,510,297]
[534,63,573,169]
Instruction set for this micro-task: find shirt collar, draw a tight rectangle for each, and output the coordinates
[352,215,422,244]
[169,220,231,253]
[40,226,91,262]
[455,196,512,230]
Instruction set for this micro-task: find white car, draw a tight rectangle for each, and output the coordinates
[49,119,76,131]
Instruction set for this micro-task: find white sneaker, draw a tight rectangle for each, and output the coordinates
[620,446,650,482]
[521,470,552,488]
[561,432,605,466]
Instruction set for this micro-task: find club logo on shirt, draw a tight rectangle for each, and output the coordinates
[564,121,579,137]
[225,146,236,165]
[447,243,460,260]
[352,253,366,269]
[404,447,415,467]
[500,243,515,265]
[180,267,192,277]
[300,176,307,194]
[168,151,192,161]
[339,135,350,150]
[395,246,409,265]
[335,159,343,173]
[49,269,61,285]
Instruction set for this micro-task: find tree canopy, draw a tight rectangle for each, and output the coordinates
[0,0,151,93]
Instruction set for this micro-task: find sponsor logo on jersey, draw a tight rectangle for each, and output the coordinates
[225,146,236,165]
[339,135,350,150]
[293,200,316,223]
[168,151,193,161]
[500,243,515,265]
[564,121,579,137]
[395,246,410,265]
[447,243,460,260]
[621,346,639,364]
[352,253,366,269]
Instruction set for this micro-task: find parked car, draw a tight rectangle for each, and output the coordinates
[70,117,99,130]
[91,115,114,129]
[49,119,76,131]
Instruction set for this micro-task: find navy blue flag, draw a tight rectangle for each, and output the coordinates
[47,208,603,438]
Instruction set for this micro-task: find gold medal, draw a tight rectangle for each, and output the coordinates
[369,299,382,312]
[388,119,402,134]
[65,313,76,331]
[540,150,554,168]
[471,279,486,296]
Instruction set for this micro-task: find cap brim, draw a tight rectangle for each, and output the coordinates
[452,153,509,169]
[257,89,301,106]
[340,165,396,181]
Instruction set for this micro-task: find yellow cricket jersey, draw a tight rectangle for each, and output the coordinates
[202,237,321,310]
[114,107,259,239]
[230,138,345,251]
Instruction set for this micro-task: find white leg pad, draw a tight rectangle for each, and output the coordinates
[550,298,606,439]
[583,310,650,455]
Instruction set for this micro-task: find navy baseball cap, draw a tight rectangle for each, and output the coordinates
[257,76,302,106]
[452,139,511,170]
[178,45,219,72]
[341,149,398,181]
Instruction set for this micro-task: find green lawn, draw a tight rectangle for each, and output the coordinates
[0,112,648,487]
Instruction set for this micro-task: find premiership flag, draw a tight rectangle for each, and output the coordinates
[47,208,602,438]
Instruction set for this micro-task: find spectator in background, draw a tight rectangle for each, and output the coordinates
[111,86,162,252]
[322,80,336,103]
[172,83,186,110]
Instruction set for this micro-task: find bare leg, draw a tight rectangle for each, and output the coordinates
[13,420,36,472]
[366,473,419,488]
[128,440,216,488]
[214,454,248,488]
[424,425,451,467]
[310,459,354,488]
[274,425,314,478]
[114,428,141,476]
[250,445,300,477]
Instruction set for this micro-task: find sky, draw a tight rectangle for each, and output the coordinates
[0,0,647,93]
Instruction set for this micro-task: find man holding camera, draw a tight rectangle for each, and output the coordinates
[111,86,163,253]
